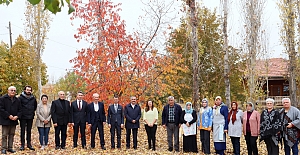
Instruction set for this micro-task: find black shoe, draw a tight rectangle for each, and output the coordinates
[20,146,25,151]
[101,146,106,150]
[55,146,60,150]
[168,147,173,151]
[61,147,66,149]
[175,149,179,152]
[1,150,6,154]
[28,145,35,151]
[133,147,137,150]
[82,146,87,149]
[7,149,16,153]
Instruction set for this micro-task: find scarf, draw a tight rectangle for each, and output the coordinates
[228,102,238,124]
[185,102,193,114]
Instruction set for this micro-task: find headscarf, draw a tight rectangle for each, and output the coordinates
[185,102,193,114]
[228,102,238,124]
[202,98,209,108]
[247,102,254,112]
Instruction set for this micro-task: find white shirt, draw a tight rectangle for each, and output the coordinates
[131,104,135,109]
[77,100,82,109]
[94,102,99,112]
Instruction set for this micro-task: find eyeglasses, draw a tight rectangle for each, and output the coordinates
[202,102,207,103]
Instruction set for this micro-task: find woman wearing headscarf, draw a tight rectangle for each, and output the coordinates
[279,98,300,155]
[243,102,260,155]
[260,98,281,155]
[212,96,228,155]
[197,98,212,155]
[180,102,198,153]
[228,101,243,155]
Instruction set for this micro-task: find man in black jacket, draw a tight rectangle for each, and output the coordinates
[51,91,71,150]
[0,86,22,154]
[70,91,89,149]
[18,85,37,151]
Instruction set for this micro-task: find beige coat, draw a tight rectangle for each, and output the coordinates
[36,103,52,127]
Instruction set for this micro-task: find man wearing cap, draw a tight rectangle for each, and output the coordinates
[212,96,228,155]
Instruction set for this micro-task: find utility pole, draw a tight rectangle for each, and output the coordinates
[9,21,12,48]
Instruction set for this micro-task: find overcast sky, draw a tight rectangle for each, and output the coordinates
[0,0,285,82]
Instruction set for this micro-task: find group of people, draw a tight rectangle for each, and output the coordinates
[195,96,300,155]
[1,85,300,155]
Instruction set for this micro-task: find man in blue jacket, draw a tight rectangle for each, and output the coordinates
[162,96,182,152]
[124,96,141,150]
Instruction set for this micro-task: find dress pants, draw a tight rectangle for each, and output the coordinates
[166,123,179,151]
[91,121,105,148]
[110,122,121,148]
[73,122,86,147]
[126,128,138,149]
[20,119,33,146]
[1,125,16,150]
[245,132,258,155]
[54,125,67,148]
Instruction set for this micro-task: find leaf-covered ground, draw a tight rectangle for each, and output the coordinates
[0,124,287,154]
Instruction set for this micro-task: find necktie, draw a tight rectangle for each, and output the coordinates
[78,100,81,110]
[114,104,117,112]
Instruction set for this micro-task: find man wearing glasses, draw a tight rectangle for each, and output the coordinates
[0,86,22,154]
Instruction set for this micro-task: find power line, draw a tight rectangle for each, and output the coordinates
[11,23,79,50]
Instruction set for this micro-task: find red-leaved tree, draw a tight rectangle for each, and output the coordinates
[70,0,158,106]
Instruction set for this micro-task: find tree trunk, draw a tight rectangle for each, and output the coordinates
[187,0,199,109]
[223,0,231,106]
[286,0,297,106]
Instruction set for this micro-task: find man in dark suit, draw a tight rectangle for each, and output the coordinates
[87,93,106,150]
[107,95,124,149]
[0,86,22,154]
[51,91,71,150]
[124,96,141,150]
[162,96,182,152]
[70,91,89,149]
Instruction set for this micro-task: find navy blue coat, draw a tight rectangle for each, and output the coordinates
[162,103,182,126]
[0,94,22,126]
[87,102,106,124]
[18,93,37,119]
[107,104,124,125]
[124,103,141,129]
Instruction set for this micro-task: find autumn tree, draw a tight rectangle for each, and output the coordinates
[70,0,160,106]
[167,6,246,104]
[53,71,87,101]
[0,35,47,95]
[279,0,298,106]
[0,42,10,95]
[240,0,266,103]
[24,0,51,99]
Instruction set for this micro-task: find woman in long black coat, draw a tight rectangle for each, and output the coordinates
[180,102,198,153]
